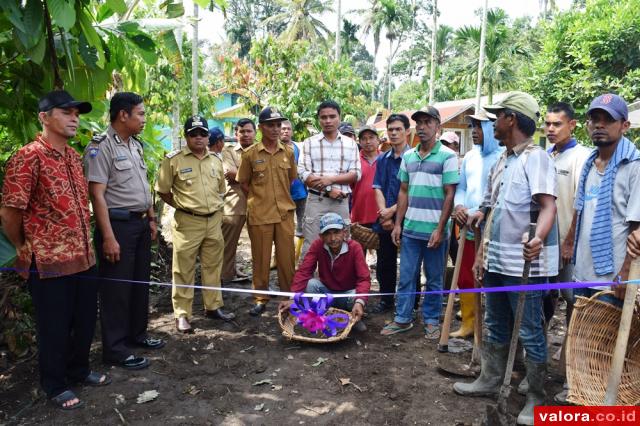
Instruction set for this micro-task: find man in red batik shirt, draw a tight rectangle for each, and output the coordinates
[0,90,110,410]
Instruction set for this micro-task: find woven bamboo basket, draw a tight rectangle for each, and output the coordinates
[566,290,640,405]
[351,223,379,250]
[278,307,355,343]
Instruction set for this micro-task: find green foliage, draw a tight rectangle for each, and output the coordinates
[262,0,333,44]
[390,80,426,110]
[527,0,640,122]
[0,282,36,357]
[451,8,533,103]
[219,37,374,140]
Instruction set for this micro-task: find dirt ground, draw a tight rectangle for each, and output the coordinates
[0,230,567,425]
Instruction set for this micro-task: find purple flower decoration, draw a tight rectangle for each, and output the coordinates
[289,293,350,337]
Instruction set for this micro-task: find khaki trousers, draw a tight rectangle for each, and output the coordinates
[247,212,295,304]
[171,210,224,319]
[221,214,246,281]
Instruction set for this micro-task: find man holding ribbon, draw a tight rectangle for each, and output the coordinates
[282,212,370,332]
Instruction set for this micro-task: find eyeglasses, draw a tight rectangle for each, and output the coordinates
[188,129,209,138]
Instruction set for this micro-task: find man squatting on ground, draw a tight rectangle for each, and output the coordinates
[451,109,503,338]
[236,107,297,317]
[281,212,369,332]
[454,91,559,426]
[299,101,361,261]
[1,90,110,410]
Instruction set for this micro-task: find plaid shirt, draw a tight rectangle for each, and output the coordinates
[480,139,559,278]
[300,132,361,194]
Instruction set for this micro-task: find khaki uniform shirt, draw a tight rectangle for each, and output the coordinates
[236,142,297,225]
[83,126,152,211]
[155,146,225,215]
[221,143,248,216]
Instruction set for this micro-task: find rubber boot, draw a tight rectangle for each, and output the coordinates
[517,376,528,395]
[295,237,304,263]
[450,292,475,338]
[517,361,546,425]
[453,341,508,397]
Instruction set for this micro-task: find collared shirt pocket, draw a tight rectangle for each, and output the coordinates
[113,158,134,185]
[252,161,267,184]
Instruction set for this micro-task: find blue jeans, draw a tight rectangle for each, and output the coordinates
[306,278,355,310]
[394,235,448,325]
[484,272,547,363]
[574,287,623,307]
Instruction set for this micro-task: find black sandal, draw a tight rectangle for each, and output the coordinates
[50,390,84,410]
[82,371,112,387]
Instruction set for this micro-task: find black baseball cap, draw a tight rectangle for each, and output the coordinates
[411,105,441,123]
[258,107,287,123]
[38,90,92,114]
[184,115,209,133]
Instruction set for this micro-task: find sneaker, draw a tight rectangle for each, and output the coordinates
[424,324,441,340]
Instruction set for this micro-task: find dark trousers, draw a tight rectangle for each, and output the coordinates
[376,232,421,308]
[28,265,98,397]
[95,217,151,363]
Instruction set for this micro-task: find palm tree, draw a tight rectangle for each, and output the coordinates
[263,0,333,44]
[453,8,530,103]
[341,19,360,57]
[357,0,384,101]
[380,0,412,109]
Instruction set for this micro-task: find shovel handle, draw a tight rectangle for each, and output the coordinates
[603,258,640,405]
[438,225,468,352]
[502,223,537,388]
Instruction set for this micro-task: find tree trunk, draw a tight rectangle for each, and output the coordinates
[335,0,341,61]
[191,3,199,116]
[371,47,378,102]
[172,100,181,150]
[387,38,392,110]
[428,0,438,104]
[43,0,63,90]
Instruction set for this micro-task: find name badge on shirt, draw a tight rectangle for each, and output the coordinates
[180,168,193,173]
[115,156,128,161]
[557,169,570,176]
[254,159,265,164]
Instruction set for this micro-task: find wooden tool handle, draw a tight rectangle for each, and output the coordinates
[603,258,640,405]
[438,225,468,352]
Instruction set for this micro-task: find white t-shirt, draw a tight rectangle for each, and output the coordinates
[550,143,592,241]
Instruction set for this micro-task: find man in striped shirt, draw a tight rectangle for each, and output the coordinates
[380,106,459,340]
[299,100,361,261]
[454,92,558,426]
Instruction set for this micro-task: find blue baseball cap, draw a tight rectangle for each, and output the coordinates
[208,127,225,145]
[587,94,628,121]
[319,212,345,234]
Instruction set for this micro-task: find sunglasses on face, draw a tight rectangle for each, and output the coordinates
[188,129,209,138]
